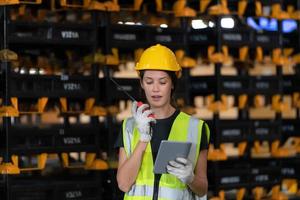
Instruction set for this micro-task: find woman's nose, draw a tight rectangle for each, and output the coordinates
[152,83,159,92]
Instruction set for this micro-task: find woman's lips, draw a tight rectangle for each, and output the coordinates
[151,95,162,101]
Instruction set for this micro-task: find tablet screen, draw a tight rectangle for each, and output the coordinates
[153,140,192,174]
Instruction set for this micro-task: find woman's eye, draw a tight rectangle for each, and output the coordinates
[160,82,167,85]
[146,81,153,85]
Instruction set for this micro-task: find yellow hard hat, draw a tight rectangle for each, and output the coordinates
[135,44,182,78]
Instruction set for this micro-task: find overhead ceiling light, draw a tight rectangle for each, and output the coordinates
[29,68,38,74]
[124,21,135,25]
[160,24,168,28]
[20,68,26,74]
[208,21,215,28]
[117,21,123,24]
[221,17,235,29]
[191,19,207,29]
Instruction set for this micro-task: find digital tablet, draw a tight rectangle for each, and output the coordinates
[154,140,192,174]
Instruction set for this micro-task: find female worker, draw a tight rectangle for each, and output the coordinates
[115,44,210,200]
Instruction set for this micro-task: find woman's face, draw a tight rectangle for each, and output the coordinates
[141,70,173,108]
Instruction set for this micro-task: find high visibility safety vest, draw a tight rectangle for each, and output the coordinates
[122,112,210,200]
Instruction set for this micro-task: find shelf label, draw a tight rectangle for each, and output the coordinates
[113,33,136,41]
[257,35,271,43]
[117,85,133,92]
[155,35,172,42]
[281,167,295,176]
[63,137,82,145]
[65,190,83,199]
[254,174,269,182]
[283,80,293,88]
[192,82,208,90]
[63,83,81,91]
[254,128,269,135]
[189,34,208,42]
[61,31,80,39]
[222,81,242,89]
[222,129,241,137]
[222,33,242,41]
[220,176,240,184]
[282,124,295,133]
[255,81,270,89]
[61,75,69,81]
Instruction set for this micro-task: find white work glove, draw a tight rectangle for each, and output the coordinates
[131,101,156,142]
[167,157,194,184]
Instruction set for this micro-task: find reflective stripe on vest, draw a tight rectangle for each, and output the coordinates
[123,117,135,157]
[122,112,208,200]
[126,185,192,200]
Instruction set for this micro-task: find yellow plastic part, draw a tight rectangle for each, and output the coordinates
[106,48,119,65]
[238,0,247,16]
[255,1,262,16]
[59,97,69,113]
[135,44,181,78]
[61,153,82,168]
[284,48,294,57]
[134,0,143,11]
[38,97,48,113]
[85,0,105,11]
[291,10,300,20]
[19,0,41,4]
[62,153,109,170]
[200,0,211,13]
[155,0,162,12]
[0,162,20,174]
[251,141,271,158]
[208,46,229,63]
[252,187,265,200]
[293,92,300,107]
[103,0,119,12]
[207,95,228,113]
[254,95,265,108]
[272,95,292,113]
[256,47,263,62]
[282,179,298,194]
[11,154,47,172]
[238,94,248,109]
[0,106,19,117]
[271,185,288,200]
[210,190,225,200]
[0,49,18,61]
[208,0,230,15]
[134,48,144,63]
[85,98,95,113]
[88,106,107,116]
[287,5,295,14]
[60,0,87,8]
[238,142,247,156]
[208,144,227,161]
[271,3,290,19]
[239,46,248,61]
[237,188,246,200]
[0,0,19,5]
[292,54,300,64]
[272,137,300,157]
[175,50,196,68]
[173,0,196,17]
[272,48,291,65]
[86,159,109,170]
[85,98,107,116]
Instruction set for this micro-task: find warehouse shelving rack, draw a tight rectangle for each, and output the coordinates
[0,3,108,200]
